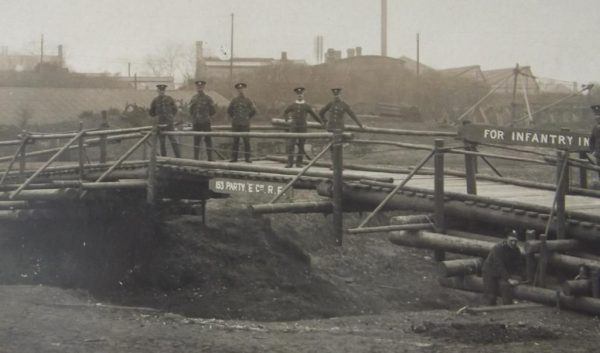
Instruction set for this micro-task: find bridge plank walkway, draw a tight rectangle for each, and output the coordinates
[250,160,600,217]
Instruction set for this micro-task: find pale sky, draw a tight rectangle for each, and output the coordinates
[3,0,599,84]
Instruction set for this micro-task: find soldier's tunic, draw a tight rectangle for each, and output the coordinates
[189,92,216,161]
[482,240,522,305]
[227,95,256,162]
[283,101,322,166]
[319,98,362,131]
[149,94,181,158]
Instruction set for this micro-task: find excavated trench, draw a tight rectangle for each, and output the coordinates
[0,192,479,321]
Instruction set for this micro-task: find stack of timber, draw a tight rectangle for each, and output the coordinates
[388,229,600,315]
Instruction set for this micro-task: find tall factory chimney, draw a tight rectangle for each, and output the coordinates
[381,0,387,57]
[314,35,324,64]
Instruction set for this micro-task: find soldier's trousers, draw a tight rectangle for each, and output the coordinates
[231,124,250,162]
[193,122,213,161]
[286,137,306,166]
[482,271,513,306]
[159,122,181,158]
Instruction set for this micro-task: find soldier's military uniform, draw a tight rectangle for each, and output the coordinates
[228,83,256,162]
[319,88,363,131]
[482,232,522,306]
[189,80,216,161]
[589,105,600,177]
[283,87,323,167]
[149,84,181,158]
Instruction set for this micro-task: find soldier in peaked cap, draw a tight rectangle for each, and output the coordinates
[189,80,217,161]
[149,84,181,158]
[589,105,600,177]
[282,87,324,167]
[227,82,257,163]
[319,88,364,131]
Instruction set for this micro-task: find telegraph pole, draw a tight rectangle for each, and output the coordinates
[40,34,44,73]
[229,13,235,89]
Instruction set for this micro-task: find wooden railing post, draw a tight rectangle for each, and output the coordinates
[579,151,588,188]
[332,129,344,246]
[78,132,86,180]
[525,229,537,284]
[99,134,107,164]
[19,134,27,178]
[146,127,159,205]
[556,150,568,239]
[464,141,477,195]
[434,139,446,261]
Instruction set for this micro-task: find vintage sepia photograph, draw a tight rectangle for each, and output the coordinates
[1,0,600,352]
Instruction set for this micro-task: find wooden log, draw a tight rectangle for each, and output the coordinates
[465,303,545,313]
[0,201,30,210]
[0,210,26,221]
[434,139,446,261]
[250,201,333,214]
[0,188,78,201]
[389,231,493,257]
[440,275,600,315]
[561,280,591,296]
[265,155,421,175]
[348,223,432,235]
[556,151,568,239]
[524,239,579,254]
[80,180,147,190]
[390,214,433,225]
[437,258,483,277]
[525,229,537,284]
[352,180,600,238]
[447,148,550,166]
[332,129,344,246]
[158,157,394,183]
[271,118,457,137]
[592,270,600,298]
[547,253,600,272]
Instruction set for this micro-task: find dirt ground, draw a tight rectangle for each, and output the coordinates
[1,117,600,352]
[1,192,600,353]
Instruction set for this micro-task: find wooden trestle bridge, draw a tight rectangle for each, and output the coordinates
[2,118,600,314]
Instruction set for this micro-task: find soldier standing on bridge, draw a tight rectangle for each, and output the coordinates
[589,105,600,177]
[283,87,324,168]
[481,230,523,306]
[149,84,181,158]
[189,80,216,161]
[319,88,364,131]
[228,83,256,163]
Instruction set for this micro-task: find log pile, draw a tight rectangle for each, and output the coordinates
[389,229,600,315]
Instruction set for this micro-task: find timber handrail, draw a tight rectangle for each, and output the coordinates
[352,150,436,230]
[0,137,29,185]
[271,118,457,137]
[269,142,333,204]
[162,131,353,140]
[10,130,88,199]
[93,130,154,183]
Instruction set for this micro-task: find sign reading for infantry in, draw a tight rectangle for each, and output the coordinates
[209,178,292,199]
[461,124,590,151]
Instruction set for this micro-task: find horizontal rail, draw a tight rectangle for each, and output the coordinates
[352,139,433,151]
[447,148,550,166]
[163,131,353,139]
[271,118,457,137]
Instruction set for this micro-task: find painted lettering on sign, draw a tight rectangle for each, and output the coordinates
[462,125,590,151]
[210,178,290,198]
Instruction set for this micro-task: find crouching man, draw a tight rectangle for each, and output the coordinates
[482,230,523,305]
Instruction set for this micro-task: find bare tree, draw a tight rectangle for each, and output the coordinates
[144,41,195,81]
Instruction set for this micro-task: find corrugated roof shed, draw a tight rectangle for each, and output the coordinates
[0,87,229,126]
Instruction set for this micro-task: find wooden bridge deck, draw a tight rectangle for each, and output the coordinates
[246,160,600,217]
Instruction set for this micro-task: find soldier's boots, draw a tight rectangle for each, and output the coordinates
[295,155,303,168]
[285,156,294,168]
